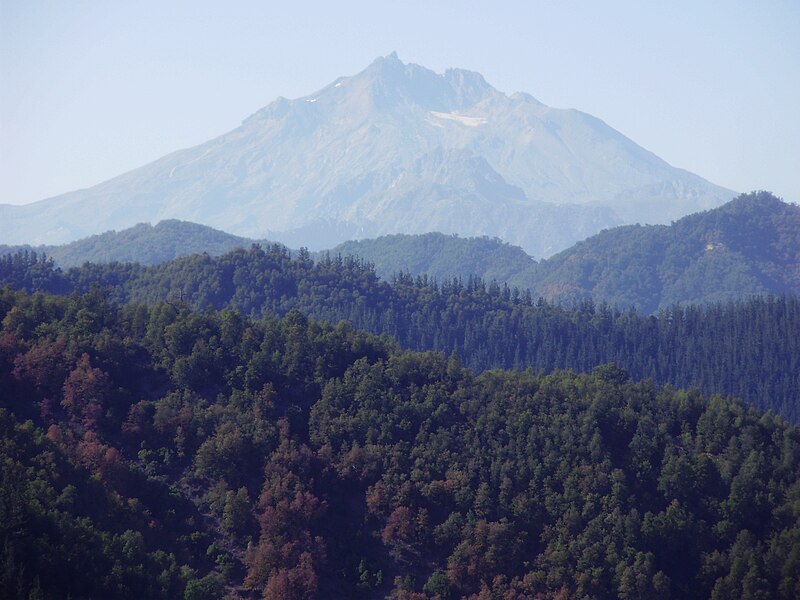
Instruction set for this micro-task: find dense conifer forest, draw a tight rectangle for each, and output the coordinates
[526,191,800,312]
[1,286,799,599]
[2,242,799,422]
[326,192,800,312]
[2,201,800,598]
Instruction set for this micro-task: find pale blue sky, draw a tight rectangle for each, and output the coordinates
[1,0,799,206]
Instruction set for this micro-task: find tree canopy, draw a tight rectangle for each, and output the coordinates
[0,287,799,599]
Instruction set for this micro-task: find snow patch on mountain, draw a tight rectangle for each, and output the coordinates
[429,111,488,127]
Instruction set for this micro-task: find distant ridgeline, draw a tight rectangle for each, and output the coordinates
[525,191,800,312]
[0,219,267,268]
[3,192,798,313]
[2,228,799,423]
[328,191,800,313]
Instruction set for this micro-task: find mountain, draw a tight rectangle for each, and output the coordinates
[0,53,733,256]
[527,191,800,312]
[0,220,264,268]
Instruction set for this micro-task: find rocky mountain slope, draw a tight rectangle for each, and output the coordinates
[0,54,733,256]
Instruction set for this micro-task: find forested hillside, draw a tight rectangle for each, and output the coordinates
[325,233,534,285]
[2,245,799,422]
[526,191,800,312]
[2,287,799,599]
[0,220,263,268]
[321,192,800,312]
[3,192,796,313]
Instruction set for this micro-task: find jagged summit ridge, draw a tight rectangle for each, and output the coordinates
[245,53,495,125]
[1,54,734,254]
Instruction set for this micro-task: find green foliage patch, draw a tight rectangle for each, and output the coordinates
[0,288,798,598]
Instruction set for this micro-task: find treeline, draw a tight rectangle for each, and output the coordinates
[1,287,799,599]
[2,246,799,421]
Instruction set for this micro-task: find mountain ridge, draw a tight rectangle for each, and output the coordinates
[0,220,266,268]
[329,191,800,312]
[3,192,796,312]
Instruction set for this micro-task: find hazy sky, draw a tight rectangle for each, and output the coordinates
[2,0,799,206]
